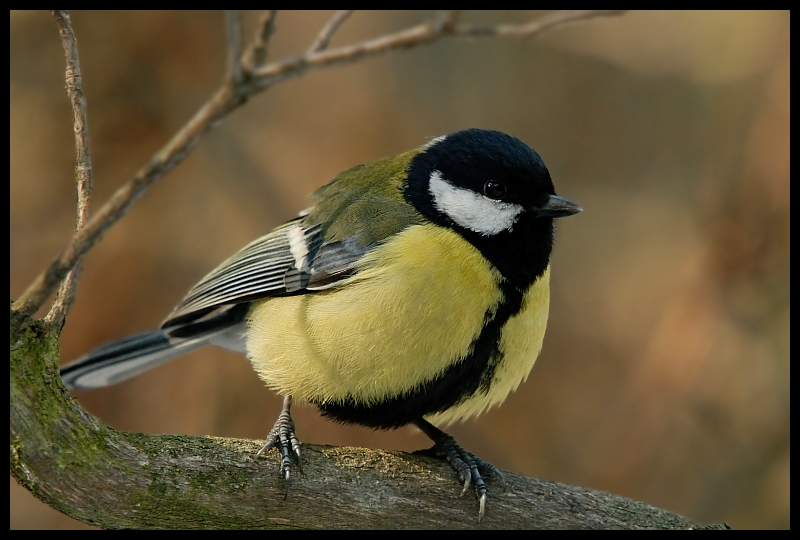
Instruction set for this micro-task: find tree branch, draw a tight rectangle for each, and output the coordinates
[10,318,728,529]
[251,10,627,87]
[17,11,725,528]
[454,9,627,38]
[306,10,354,54]
[9,10,627,335]
[224,10,244,84]
[44,10,93,330]
[242,9,278,71]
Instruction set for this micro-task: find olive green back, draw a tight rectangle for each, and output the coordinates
[307,149,425,246]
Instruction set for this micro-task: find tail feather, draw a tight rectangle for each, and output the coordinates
[60,331,209,390]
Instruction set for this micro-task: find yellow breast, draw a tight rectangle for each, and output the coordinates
[427,266,549,425]
[246,224,499,405]
[246,224,549,423]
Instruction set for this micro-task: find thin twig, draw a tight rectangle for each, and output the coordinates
[242,9,278,71]
[454,10,628,39]
[431,10,461,33]
[224,10,243,84]
[252,21,438,89]
[306,10,354,54]
[45,10,93,330]
[11,83,239,332]
[251,10,626,88]
[10,9,627,333]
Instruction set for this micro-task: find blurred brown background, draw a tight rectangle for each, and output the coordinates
[10,10,789,529]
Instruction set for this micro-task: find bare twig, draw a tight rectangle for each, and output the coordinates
[454,9,628,39]
[10,9,627,333]
[250,10,626,89]
[306,10,354,54]
[242,9,278,71]
[44,10,93,330]
[432,10,461,33]
[224,10,244,84]
[253,20,442,87]
[11,84,240,332]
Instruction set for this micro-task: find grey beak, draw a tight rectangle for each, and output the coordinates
[533,194,583,218]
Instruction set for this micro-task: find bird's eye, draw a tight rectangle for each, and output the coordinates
[483,180,506,200]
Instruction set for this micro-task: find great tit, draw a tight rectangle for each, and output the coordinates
[60,128,582,520]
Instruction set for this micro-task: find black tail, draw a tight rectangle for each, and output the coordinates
[60,330,211,390]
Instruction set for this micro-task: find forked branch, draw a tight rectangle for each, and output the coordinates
[11,9,626,333]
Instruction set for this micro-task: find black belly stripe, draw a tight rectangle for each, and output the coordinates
[317,278,524,429]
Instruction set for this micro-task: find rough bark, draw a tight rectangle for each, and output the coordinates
[11,315,730,529]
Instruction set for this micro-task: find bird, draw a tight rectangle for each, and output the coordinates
[60,128,582,521]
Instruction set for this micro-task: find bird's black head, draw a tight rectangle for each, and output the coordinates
[404,128,581,289]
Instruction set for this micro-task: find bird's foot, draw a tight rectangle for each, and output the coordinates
[256,396,302,498]
[414,419,505,522]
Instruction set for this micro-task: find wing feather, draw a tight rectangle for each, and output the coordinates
[162,154,425,329]
[162,220,369,327]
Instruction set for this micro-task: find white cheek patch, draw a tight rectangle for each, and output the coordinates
[429,170,524,236]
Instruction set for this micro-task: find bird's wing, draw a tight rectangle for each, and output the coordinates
[163,154,424,329]
[163,219,315,327]
[163,203,422,329]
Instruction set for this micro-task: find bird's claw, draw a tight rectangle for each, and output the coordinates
[256,398,302,498]
[425,436,505,522]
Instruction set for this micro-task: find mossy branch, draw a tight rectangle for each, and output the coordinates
[11,316,729,529]
[10,10,730,530]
